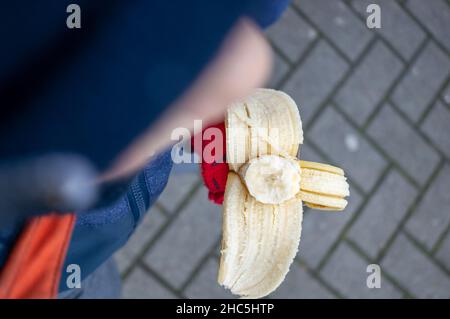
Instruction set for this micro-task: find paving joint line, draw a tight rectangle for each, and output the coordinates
[362,36,429,130]
[344,238,416,298]
[121,214,174,279]
[416,75,450,127]
[290,2,363,66]
[315,164,392,272]
[295,258,345,299]
[398,0,450,57]
[377,159,445,262]
[304,38,379,134]
[432,223,450,257]
[179,236,222,293]
[275,37,321,90]
[122,181,203,279]
[344,0,409,65]
[401,229,450,277]
[441,96,450,112]
[154,201,171,217]
[388,99,448,162]
[330,101,422,190]
[138,261,186,299]
[266,36,294,68]
[373,179,425,262]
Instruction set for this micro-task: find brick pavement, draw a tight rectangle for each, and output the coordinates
[116,0,450,299]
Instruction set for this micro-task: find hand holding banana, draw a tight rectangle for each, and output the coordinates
[218,89,350,298]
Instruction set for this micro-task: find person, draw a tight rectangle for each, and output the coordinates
[0,0,290,298]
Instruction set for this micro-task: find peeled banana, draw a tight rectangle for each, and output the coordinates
[218,88,350,298]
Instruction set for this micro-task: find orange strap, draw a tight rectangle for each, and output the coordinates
[0,213,75,299]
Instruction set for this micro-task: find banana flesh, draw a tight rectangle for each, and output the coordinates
[298,160,349,211]
[219,172,303,299]
[239,155,301,205]
[218,88,350,298]
[225,89,303,171]
[237,155,349,209]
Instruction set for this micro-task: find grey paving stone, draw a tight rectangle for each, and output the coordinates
[336,41,403,125]
[171,162,200,174]
[144,187,222,288]
[115,252,133,276]
[421,101,450,158]
[310,106,387,192]
[436,232,450,271]
[299,185,362,268]
[407,0,450,52]
[268,53,290,89]
[122,267,176,299]
[382,233,450,298]
[443,82,450,105]
[270,263,335,299]
[295,0,373,61]
[348,169,417,259]
[351,0,426,60]
[321,242,403,298]
[267,7,317,63]
[368,103,440,186]
[185,257,235,299]
[405,164,450,250]
[158,171,199,213]
[392,41,450,122]
[283,41,349,124]
[298,141,326,163]
[115,207,166,274]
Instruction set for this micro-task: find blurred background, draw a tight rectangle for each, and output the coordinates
[115,0,450,298]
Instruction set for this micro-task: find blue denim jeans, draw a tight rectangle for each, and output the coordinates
[58,150,173,293]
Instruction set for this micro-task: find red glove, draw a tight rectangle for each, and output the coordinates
[191,123,229,205]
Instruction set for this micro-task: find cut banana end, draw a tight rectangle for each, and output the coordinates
[239,155,301,205]
[298,161,350,211]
